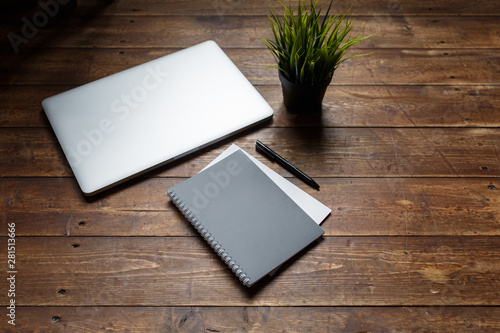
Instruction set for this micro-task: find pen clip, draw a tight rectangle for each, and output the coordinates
[256,140,276,161]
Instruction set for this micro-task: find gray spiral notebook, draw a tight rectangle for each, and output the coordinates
[167,149,325,287]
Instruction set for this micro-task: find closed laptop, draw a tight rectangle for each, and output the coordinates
[42,40,273,195]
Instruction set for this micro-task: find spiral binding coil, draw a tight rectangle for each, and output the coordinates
[167,189,251,286]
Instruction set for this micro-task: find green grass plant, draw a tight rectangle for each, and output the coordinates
[262,0,374,85]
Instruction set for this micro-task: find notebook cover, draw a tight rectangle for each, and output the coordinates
[202,144,331,225]
[167,150,324,287]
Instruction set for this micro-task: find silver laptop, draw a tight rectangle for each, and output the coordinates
[42,40,274,195]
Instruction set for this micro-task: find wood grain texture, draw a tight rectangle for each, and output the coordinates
[2,15,499,50]
[1,306,500,333]
[2,85,499,128]
[0,236,499,306]
[1,0,499,330]
[1,127,499,178]
[71,0,500,16]
[2,48,500,86]
[2,177,500,237]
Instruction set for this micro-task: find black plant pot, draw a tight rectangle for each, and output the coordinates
[279,71,332,113]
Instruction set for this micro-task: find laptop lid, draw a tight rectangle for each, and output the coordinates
[42,40,273,195]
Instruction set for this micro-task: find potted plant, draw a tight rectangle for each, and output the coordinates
[262,0,374,112]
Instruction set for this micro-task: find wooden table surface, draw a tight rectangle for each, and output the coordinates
[1,0,500,331]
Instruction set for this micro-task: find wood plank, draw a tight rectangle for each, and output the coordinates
[274,85,500,128]
[0,85,65,128]
[1,0,498,329]
[3,15,499,51]
[2,306,500,332]
[1,127,499,178]
[2,48,499,86]
[3,85,499,128]
[0,236,499,306]
[2,177,500,237]
[72,0,500,16]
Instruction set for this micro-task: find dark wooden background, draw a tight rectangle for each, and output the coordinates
[1,0,500,331]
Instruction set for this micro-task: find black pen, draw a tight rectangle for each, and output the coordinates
[255,140,320,190]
